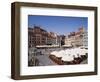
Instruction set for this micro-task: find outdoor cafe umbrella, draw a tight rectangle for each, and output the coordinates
[78,48,87,56]
[50,51,58,56]
[57,50,66,57]
[62,54,74,61]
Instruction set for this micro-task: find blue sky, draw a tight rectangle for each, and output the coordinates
[28,15,88,35]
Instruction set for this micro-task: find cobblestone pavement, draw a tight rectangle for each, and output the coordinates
[80,59,87,64]
[32,48,87,66]
[35,54,57,66]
